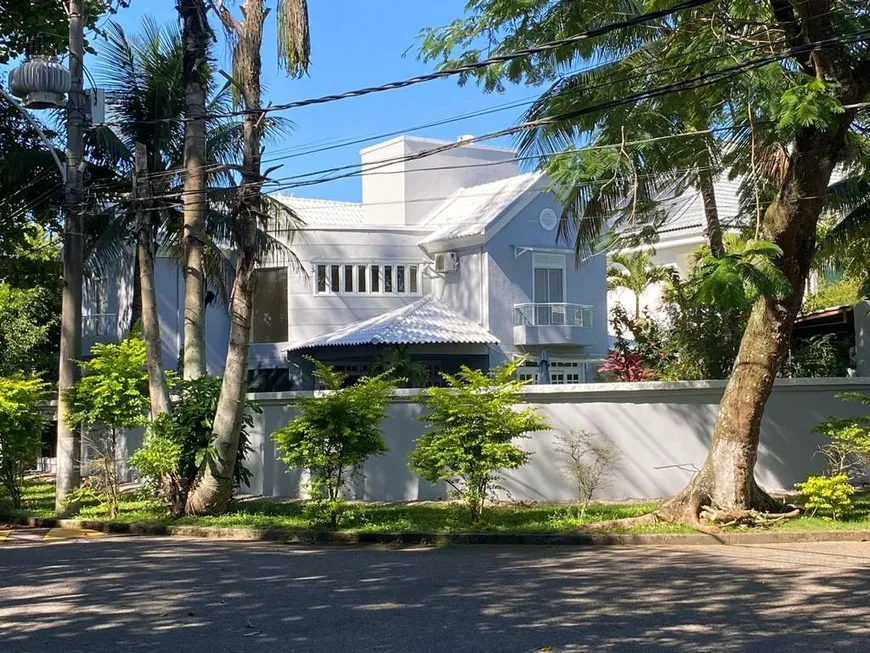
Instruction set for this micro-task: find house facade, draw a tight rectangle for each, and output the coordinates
[83,135,609,389]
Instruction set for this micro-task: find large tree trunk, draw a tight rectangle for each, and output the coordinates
[186,0,266,514]
[697,163,725,258]
[135,144,172,418]
[656,121,855,522]
[178,0,211,380]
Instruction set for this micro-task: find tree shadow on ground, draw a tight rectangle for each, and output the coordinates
[0,538,868,652]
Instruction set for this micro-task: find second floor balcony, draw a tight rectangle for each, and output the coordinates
[512,303,595,346]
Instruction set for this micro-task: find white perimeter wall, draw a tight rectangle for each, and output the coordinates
[239,377,870,502]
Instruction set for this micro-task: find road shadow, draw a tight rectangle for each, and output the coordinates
[0,538,868,652]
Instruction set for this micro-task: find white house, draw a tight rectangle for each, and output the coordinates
[83,135,610,389]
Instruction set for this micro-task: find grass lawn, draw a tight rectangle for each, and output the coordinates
[4,481,870,535]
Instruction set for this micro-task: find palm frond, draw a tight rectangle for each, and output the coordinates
[277,0,311,77]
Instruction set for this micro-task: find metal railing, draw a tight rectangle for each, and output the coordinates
[83,313,117,337]
[513,303,593,328]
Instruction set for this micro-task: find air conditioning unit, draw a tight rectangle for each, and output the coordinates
[434,251,459,273]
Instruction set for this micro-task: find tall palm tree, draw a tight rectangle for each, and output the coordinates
[606,251,674,318]
[177,0,213,381]
[87,18,293,413]
[187,0,309,514]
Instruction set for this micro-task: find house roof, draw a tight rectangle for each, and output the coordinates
[271,195,364,228]
[287,297,499,351]
[417,172,544,247]
[656,176,744,240]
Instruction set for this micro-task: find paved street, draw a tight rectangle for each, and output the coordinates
[1,535,869,652]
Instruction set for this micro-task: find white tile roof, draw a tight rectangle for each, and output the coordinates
[656,176,744,240]
[287,297,498,351]
[418,172,544,246]
[271,195,364,228]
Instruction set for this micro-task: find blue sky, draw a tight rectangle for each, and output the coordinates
[105,0,534,203]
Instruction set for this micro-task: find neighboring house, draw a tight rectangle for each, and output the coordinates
[607,176,744,334]
[83,135,609,389]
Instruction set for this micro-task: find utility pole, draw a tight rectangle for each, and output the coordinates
[55,0,86,513]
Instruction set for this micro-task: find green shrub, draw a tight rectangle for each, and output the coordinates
[272,360,397,526]
[0,375,48,508]
[129,375,257,517]
[795,474,855,519]
[812,392,870,479]
[409,359,549,522]
[66,337,149,518]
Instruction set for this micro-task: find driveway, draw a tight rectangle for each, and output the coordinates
[1,535,868,652]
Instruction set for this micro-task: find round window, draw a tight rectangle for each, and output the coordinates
[539,208,558,231]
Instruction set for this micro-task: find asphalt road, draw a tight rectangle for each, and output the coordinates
[1,535,869,652]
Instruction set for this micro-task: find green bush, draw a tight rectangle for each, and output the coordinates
[812,392,870,479]
[409,359,549,522]
[272,360,397,526]
[0,375,48,508]
[129,375,257,517]
[66,337,149,518]
[795,474,855,519]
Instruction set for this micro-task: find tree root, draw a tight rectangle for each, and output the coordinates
[580,478,799,534]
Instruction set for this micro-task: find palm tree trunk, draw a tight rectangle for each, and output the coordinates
[135,143,171,417]
[656,125,850,523]
[178,0,210,380]
[698,163,725,258]
[186,0,265,514]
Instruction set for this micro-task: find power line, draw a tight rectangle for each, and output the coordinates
[263,29,870,194]
[96,0,717,127]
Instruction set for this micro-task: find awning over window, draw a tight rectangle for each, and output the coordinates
[286,297,498,351]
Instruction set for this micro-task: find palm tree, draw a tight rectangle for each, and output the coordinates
[177,0,213,381]
[187,0,310,514]
[606,251,674,318]
[372,347,430,388]
[87,18,294,414]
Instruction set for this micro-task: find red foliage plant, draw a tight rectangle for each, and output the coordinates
[598,351,656,382]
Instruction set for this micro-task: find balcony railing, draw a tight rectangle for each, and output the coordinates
[513,303,593,328]
[83,313,117,338]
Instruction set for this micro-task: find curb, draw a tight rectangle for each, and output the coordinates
[7,515,870,546]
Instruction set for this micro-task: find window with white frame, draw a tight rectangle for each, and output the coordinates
[313,262,422,296]
[516,359,601,385]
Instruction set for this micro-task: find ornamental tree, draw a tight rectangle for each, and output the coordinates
[410,359,549,522]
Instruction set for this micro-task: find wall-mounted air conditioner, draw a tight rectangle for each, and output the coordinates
[434,251,459,273]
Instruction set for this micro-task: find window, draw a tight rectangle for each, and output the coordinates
[516,359,591,385]
[533,253,566,326]
[313,262,422,296]
[397,265,406,293]
[252,268,288,343]
[315,363,370,389]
